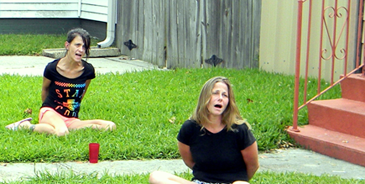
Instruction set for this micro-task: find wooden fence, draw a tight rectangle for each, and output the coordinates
[116,0,262,69]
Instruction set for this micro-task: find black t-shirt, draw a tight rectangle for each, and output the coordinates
[177,119,256,183]
[41,59,95,118]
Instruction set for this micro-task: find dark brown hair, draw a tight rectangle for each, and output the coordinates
[66,28,91,57]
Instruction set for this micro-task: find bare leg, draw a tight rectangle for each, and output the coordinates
[233,181,250,184]
[18,121,56,134]
[38,110,70,136]
[6,116,65,136]
[149,171,194,184]
[68,119,116,131]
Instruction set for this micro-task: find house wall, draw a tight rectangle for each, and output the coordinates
[259,0,360,81]
[0,0,79,18]
[0,0,107,39]
[79,0,108,22]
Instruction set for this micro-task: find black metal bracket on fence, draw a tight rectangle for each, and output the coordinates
[205,55,224,67]
[124,40,138,50]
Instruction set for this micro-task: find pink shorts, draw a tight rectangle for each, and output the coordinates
[39,107,80,127]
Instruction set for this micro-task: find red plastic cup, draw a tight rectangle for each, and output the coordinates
[89,143,100,163]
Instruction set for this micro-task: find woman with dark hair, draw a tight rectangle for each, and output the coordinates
[149,76,259,184]
[6,28,116,136]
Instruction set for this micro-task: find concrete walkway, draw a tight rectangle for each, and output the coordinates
[1,56,364,182]
[1,149,364,182]
[0,55,157,76]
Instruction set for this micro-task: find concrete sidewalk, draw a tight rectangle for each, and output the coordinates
[1,149,364,182]
[1,56,365,182]
[0,55,157,76]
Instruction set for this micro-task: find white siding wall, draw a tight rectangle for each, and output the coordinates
[0,0,108,22]
[80,0,108,22]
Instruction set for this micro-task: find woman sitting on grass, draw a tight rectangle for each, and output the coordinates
[5,28,116,136]
[149,76,259,184]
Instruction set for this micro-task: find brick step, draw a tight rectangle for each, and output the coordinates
[307,98,365,139]
[287,125,365,167]
[341,73,365,103]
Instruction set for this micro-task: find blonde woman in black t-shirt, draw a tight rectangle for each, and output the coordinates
[149,76,259,184]
[6,28,116,136]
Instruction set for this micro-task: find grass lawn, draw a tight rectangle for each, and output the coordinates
[1,34,360,183]
[0,34,100,56]
[0,68,342,162]
[2,171,364,184]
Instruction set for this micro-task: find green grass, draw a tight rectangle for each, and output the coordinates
[0,68,341,162]
[0,34,100,55]
[2,170,364,184]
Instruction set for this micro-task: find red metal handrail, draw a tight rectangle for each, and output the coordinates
[292,0,306,131]
[291,0,364,131]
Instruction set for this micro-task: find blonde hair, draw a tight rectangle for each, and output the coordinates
[191,76,250,131]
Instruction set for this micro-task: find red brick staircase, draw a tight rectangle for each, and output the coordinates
[287,73,365,167]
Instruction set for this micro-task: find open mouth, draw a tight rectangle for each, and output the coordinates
[76,53,82,57]
[214,104,222,108]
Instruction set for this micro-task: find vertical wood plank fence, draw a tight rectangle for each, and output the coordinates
[116,0,261,69]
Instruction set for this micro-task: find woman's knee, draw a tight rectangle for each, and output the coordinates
[107,121,116,130]
[100,121,116,131]
[149,171,165,183]
[55,127,69,136]
[233,181,250,184]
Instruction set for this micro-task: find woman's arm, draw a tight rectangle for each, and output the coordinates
[81,79,92,100]
[41,77,52,102]
[241,141,259,181]
[178,141,195,169]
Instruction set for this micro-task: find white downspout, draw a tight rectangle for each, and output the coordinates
[78,0,81,17]
[97,0,116,48]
